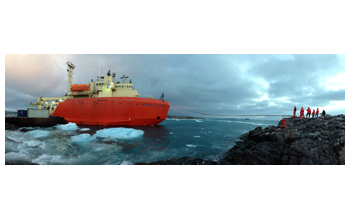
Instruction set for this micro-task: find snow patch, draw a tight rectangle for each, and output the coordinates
[57,122,79,131]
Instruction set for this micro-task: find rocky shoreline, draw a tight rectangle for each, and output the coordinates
[139,114,345,165]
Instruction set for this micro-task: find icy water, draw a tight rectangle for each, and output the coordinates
[5,118,279,165]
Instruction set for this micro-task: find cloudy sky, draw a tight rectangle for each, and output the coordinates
[5,54,345,118]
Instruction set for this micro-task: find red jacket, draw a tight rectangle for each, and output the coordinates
[307,107,311,114]
[312,110,315,115]
[301,108,304,113]
[316,109,319,114]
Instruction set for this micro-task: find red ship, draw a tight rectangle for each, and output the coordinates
[28,62,170,126]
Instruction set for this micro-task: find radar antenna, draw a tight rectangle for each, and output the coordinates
[120,75,129,83]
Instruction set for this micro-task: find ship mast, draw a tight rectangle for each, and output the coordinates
[66,61,75,93]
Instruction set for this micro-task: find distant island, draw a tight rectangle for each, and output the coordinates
[166,115,206,120]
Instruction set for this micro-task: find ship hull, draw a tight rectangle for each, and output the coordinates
[51,97,170,126]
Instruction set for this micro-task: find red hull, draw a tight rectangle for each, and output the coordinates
[51,97,170,126]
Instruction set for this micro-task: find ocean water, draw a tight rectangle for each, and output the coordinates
[5,118,279,165]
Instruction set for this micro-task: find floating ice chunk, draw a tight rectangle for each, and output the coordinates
[92,127,144,140]
[193,136,201,138]
[32,154,67,165]
[70,133,91,143]
[169,132,173,134]
[186,144,197,147]
[227,121,231,122]
[24,140,45,148]
[28,130,50,138]
[121,161,132,165]
[57,122,79,131]
[79,128,91,131]
[196,120,202,122]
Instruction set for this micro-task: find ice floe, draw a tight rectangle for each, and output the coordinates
[92,127,144,140]
[57,122,79,131]
[196,120,202,122]
[70,133,91,143]
[79,128,91,131]
[193,136,201,138]
[28,130,50,138]
[186,144,197,147]
[121,161,133,165]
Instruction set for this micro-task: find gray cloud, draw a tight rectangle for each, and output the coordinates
[5,54,345,118]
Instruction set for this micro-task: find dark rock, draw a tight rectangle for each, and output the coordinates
[5,123,19,130]
[5,161,39,165]
[20,128,34,132]
[220,115,345,165]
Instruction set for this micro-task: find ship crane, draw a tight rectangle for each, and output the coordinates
[67,61,75,93]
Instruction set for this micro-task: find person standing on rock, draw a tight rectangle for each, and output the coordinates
[321,109,326,118]
[300,107,304,118]
[293,106,297,117]
[312,109,315,118]
[306,107,311,118]
[316,108,319,117]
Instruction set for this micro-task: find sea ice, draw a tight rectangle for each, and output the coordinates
[186,144,197,147]
[70,133,91,143]
[24,140,45,148]
[57,122,79,131]
[196,120,202,122]
[79,128,91,131]
[193,136,201,138]
[32,154,67,165]
[28,130,50,138]
[92,127,144,140]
